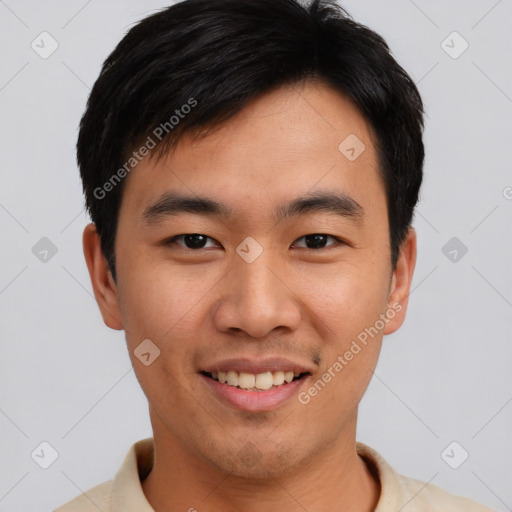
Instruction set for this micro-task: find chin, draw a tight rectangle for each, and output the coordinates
[202,442,303,480]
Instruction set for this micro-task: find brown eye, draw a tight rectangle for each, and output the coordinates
[169,234,219,249]
[292,234,339,249]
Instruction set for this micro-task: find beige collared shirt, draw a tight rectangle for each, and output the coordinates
[54,438,495,511]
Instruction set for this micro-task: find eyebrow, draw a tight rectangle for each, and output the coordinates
[142,190,364,224]
[142,194,231,224]
[275,191,364,223]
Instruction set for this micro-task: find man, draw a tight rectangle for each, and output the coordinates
[55,0,495,510]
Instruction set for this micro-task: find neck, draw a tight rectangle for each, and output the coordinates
[142,412,380,512]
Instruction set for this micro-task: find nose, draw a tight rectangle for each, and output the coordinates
[213,252,302,338]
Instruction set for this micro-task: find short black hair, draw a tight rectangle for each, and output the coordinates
[77,0,424,281]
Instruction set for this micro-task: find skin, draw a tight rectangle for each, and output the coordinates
[83,80,416,512]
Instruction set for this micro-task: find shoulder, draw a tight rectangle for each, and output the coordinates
[53,480,113,512]
[356,443,495,512]
[395,473,496,511]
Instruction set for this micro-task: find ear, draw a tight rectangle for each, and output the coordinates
[383,227,417,335]
[82,223,123,330]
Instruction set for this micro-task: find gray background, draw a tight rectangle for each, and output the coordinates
[0,0,511,510]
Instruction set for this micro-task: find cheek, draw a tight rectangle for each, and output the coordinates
[117,253,225,349]
[295,266,388,419]
[294,259,390,342]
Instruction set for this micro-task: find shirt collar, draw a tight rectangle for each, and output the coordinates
[111,437,155,512]
[356,442,401,511]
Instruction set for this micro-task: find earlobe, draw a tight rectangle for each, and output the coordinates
[82,223,124,330]
[383,227,417,335]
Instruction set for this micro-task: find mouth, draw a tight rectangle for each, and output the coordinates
[200,370,310,391]
[199,361,313,411]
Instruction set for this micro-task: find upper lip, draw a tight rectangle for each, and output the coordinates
[201,357,314,375]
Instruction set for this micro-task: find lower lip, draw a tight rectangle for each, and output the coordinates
[200,374,309,411]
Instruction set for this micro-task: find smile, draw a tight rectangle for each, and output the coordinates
[202,370,307,391]
[200,367,311,411]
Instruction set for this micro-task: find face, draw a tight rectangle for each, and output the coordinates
[84,80,416,478]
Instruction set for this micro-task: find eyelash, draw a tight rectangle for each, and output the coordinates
[164,233,345,250]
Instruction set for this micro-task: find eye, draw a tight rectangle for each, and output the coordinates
[292,234,341,249]
[167,233,220,249]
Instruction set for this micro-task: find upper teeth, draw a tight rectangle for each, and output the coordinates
[212,370,300,390]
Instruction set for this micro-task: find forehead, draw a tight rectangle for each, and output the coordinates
[120,81,383,221]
